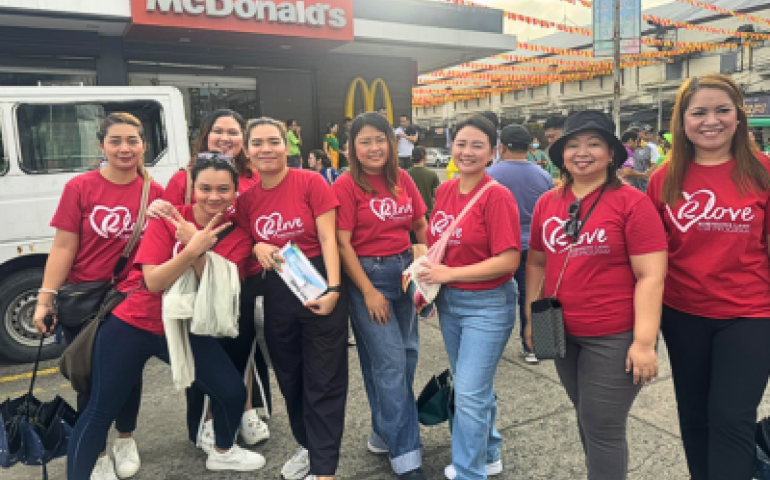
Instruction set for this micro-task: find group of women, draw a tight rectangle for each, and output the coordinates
[31,71,770,480]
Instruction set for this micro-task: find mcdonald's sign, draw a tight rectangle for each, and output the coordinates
[345,77,393,125]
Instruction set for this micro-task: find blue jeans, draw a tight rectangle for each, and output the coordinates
[67,315,246,480]
[347,250,421,474]
[436,281,516,480]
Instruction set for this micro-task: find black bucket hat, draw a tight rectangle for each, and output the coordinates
[549,110,628,171]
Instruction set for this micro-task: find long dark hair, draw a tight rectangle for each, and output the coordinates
[662,74,770,206]
[348,112,400,197]
[190,109,252,178]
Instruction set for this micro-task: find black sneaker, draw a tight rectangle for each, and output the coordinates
[398,467,427,480]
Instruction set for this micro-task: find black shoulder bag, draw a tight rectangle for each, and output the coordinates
[530,186,606,360]
[56,179,152,329]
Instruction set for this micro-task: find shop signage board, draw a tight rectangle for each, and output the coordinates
[133,0,354,41]
[746,95,770,118]
[593,0,641,57]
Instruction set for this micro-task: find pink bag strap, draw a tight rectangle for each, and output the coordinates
[427,179,499,263]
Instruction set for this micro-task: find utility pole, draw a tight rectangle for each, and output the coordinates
[612,0,621,136]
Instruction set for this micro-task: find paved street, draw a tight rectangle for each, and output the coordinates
[5,311,770,480]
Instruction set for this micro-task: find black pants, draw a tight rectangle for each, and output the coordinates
[662,305,770,480]
[513,249,529,351]
[185,274,272,443]
[61,324,141,435]
[264,256,349,476]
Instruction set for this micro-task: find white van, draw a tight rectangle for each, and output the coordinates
[0,86,190,363]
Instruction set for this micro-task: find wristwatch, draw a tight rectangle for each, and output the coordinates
[325,285,341,294]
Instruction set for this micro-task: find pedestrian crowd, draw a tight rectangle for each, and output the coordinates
[30,72,770,480]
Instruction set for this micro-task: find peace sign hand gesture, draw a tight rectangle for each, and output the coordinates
[159,208,199,246]
[185,213,231,257]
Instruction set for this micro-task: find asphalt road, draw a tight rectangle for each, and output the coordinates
[8,313,770,480]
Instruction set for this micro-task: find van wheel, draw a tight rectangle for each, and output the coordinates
[0,269,64,363]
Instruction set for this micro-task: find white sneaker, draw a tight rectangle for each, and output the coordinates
[281,447,310,480]
[240,409,270,445]
[523,352,539,364]
[367,439,388,455]
[112,438,141,479]
[206,445,266,472]
[90,455,119,480]
[444,459,503,479]
[197,419,215,454]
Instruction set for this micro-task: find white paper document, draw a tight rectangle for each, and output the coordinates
[277,242,328,303]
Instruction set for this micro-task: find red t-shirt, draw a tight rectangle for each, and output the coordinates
[333,170,426,257]
[163,168,260,206]
[50,170,165,284]
[647,158,770,319]
[427,176,521,290]
[112,205,253,335]
[530,185,667,337]
[235,169,339,258]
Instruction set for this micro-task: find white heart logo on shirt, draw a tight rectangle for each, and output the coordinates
[254,212,303,240]
[430,211,454,237]
[542,217,570,254]
[666,189,716,233]
[370,198,398,221]
[89,206,132,239]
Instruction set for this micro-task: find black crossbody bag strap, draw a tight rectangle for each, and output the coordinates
[540,185,607,298]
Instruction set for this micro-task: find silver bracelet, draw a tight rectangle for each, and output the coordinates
[38,288,58,295]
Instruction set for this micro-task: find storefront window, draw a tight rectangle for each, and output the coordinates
[15,101,166,174]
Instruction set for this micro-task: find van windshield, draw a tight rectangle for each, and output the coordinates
[16,101,166,173]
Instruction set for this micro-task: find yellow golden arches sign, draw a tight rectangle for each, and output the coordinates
[345,77,393,125]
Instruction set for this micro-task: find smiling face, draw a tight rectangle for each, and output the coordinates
[354,125,389,175]
[247,124,287,175]
[683,87,738,156]
[452,125,494,175]
[194,167,237,216]
[207,116,244,157]
[100,123,146,172]
[562,131,613,182]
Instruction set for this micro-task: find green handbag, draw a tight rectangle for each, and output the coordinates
[416,369,454,432]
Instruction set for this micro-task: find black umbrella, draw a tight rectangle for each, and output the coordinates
[1,316,79,479]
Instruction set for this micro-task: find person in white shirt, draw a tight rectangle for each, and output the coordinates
[641,124,660,164]
[395,114,419,169]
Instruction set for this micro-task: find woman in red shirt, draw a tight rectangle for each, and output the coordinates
[66,157,267,480]
[526,110,667,480]
[235,117,346,480]
[646,74,770,480]
[164,109,270,453]
[417,115,521,480]
[334,112,428,480]
[163,109,259,205]
[32,113,164,480]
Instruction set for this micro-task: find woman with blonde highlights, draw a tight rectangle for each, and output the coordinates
[647,73,770,480]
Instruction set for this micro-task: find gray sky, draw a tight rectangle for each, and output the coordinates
[425,0,673,41]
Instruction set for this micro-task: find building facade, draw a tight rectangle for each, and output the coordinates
[414,0,770,142]
[0,0,513,153]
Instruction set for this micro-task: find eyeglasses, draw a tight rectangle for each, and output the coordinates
[564,199,582,239]
[197,152,234,165]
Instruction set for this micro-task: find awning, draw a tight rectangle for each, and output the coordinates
[749,118,770,127]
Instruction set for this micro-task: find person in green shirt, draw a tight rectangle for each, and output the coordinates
[407,146,440,217]
[286,119,303,168]
[526,140,548,167]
